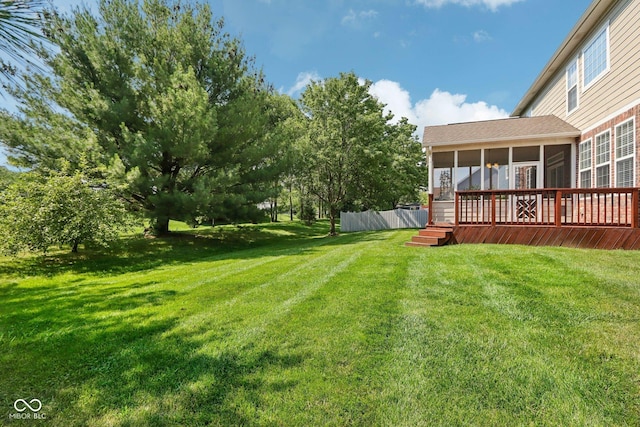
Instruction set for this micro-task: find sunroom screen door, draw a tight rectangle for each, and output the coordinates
[513,163,539,189]
[512,162,540,223]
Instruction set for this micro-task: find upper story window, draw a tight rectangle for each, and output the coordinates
[566,59,579,113]
[583,23,609,89]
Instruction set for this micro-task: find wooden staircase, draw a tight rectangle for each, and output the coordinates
[405,224,454,248]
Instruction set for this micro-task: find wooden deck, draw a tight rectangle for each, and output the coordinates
[410,188,640,249]
[451,225,640,250]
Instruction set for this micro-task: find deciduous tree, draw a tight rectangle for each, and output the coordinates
[0,170,130,254]
[260,92,305,222]
[299,72,425,235]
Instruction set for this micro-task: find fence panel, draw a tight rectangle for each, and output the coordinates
[340,209,428,232]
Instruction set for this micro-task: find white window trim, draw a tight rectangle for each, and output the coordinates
[615,117,636,187]
[595,130,611,188]
[566,57,579,115]
[578,139,592,188]
[582,22,610,91]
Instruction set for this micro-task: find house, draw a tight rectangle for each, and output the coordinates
[409,0,640,249]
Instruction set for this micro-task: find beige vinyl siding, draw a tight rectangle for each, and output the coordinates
[529,0,640,130]
[529,73,565,119]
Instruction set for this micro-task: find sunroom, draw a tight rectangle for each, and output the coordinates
[410,115,640,249]
[425,115,581,224]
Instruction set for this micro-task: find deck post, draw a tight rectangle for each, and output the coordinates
[632,189,639,228]
[454,192,459,226]
[491,193,496,226]
[555,190,562,227]
[428,193,434,226]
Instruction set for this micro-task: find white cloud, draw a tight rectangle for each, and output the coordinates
[284,75,508,134]
[368,80,508,133]
[285,71,321,96]
[473,30,492,42]
[414,88,509,125]
[414,0,523,12]
[368,80,416,123]
[341,9,378,27]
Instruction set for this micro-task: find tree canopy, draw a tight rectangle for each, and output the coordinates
[299,72,426,235]
[0,0,284,234]
[0,2,427,243]
[0,169,130,254]
[0,0,47,88]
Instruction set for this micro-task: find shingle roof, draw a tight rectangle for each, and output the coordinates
[423,115,581,147]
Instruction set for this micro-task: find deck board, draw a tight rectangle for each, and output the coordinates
[622,231,640,250]
[546,228,567,247]
[581,229,604,249]
[450,225,640,250]
[561,228,583,248]
[533,228,553,247]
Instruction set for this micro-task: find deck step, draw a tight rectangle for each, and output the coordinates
[418,227,451,237]
[405,225,454,247]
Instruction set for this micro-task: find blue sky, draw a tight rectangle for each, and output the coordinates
[207,0,593,127]
[1,0,593,165]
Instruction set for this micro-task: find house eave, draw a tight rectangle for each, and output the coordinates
[426,131,581,148]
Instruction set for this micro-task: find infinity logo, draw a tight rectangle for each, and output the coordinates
[13,399,42,413]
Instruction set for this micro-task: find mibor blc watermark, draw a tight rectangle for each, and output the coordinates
[8,399,46,420]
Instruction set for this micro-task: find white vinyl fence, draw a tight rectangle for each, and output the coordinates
[340,209,428,232]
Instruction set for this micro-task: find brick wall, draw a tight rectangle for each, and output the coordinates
[577,104,640,187]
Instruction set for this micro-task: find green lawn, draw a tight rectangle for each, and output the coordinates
[1,221,639,426]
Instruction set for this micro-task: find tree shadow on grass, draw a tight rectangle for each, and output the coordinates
[0,221,393,279]
[0,224,410,425]
[1,278,308,426]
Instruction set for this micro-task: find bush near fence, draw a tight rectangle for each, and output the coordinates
[340,209,428,232]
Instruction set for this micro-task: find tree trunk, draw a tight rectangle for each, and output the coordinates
[269,200,275,222]
[289,187,293,221]
[300,196,304,221]
[274,198,278,222]
[71,240,79,253]
[153,216,170,236]
[329,208,338,236]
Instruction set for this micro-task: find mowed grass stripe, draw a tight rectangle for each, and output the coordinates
[88,232,397,426]
[162,230,351,292]
[1,223,639,426]
[212,244,369,351]
[380,244,640,426]
[173,236,373,344]
[227,231,412,425]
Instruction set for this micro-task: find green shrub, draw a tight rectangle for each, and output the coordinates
[0,171,132,254]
